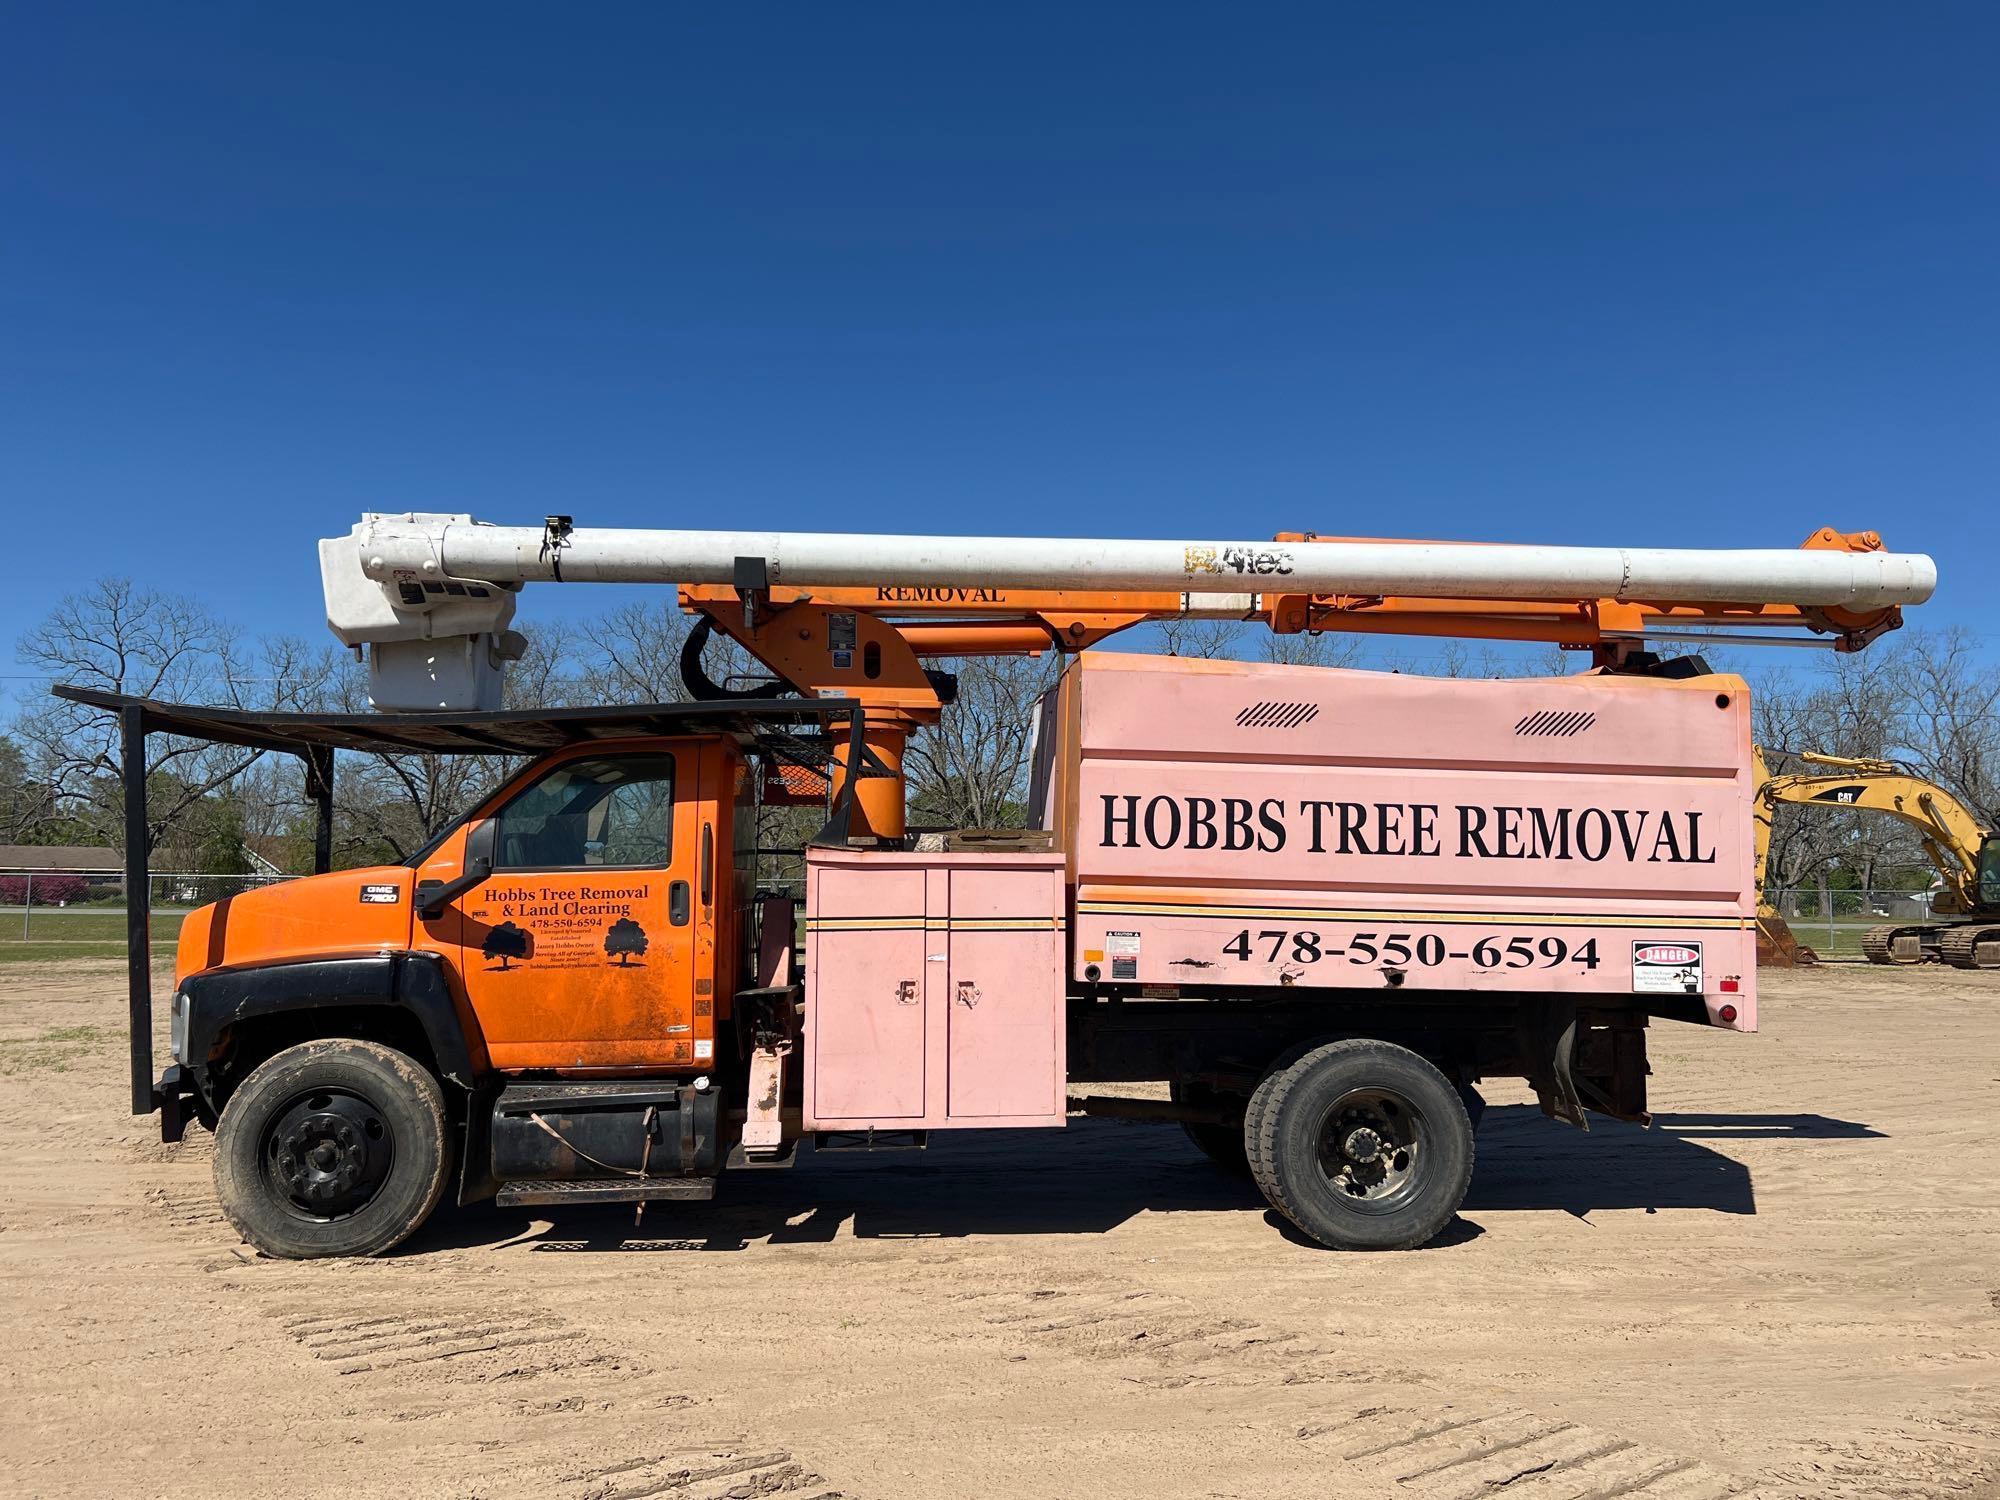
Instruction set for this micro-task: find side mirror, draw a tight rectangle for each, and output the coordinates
[416,822,496,920]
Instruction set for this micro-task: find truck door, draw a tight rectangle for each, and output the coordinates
[452,748,703,1071]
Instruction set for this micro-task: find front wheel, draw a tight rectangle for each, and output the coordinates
[213,1039,452,1259]
[1246,1039,1472,1251]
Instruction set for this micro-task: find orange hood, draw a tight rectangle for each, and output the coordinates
[175,867,415,982]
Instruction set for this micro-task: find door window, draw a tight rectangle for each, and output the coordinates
[491,755,676,870]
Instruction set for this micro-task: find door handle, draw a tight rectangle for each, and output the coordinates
[955,980,980,1008]
[895,979,919,1005]
[668,880,691,927]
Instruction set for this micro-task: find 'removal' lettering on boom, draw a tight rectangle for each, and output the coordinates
[874,586,1003,603]
[1097,795,1717,864]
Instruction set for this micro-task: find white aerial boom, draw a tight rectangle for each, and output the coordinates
[320,512,1937,712]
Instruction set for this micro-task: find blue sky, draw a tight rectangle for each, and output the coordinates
[2,4,1994,707]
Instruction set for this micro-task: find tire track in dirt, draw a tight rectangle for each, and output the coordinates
[525,1445,846,1500]
[144,1180,231,1233]
[175,1184,863,1498]
[272,1304,583,1375]
[950,1275,1769,1496]
[949,1275,1424,1388]
[1297,1404,1763,1499]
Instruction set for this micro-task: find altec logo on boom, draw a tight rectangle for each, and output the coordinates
[1098,795,1719,865]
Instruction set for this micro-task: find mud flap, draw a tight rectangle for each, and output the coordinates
[1520,1002,1653,1129]
[1520,1000,1587,1130]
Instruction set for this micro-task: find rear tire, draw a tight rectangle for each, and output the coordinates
[1246,1039,1472,1251]
[213,1039,452,1260]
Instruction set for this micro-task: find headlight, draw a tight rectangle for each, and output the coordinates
[170,992,191,1065]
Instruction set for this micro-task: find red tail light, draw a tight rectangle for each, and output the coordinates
[1718,1003,1739,1024]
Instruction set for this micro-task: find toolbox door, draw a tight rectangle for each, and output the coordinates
[945,866,1063,1119]
[809,865,929,1120]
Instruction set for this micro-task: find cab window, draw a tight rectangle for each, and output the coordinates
[491,755,675,870]
[1980,835,2000,910]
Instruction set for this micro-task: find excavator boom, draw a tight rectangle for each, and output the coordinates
[1752,747,2000,968]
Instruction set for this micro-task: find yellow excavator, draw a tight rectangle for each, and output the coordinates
[1753,748,2000,968]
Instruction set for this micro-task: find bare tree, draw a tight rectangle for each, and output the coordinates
[1882,628,1999,826]
[578,602,697,703]
[1748,670,1851,911]
[326,653,508,863]
[1153,616,1247,660]
[504,620,580,711]
[15,580,337,854]
[905,653,1061,829]
[1374,639,1522,679]
[1259,631,1363,669]
[0,735,55,844]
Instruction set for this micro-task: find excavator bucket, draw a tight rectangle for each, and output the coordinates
[1756,913,1818,967]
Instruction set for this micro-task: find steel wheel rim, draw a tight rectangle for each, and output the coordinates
[1313,1086,1431,1215]
[260,1087,396,1222]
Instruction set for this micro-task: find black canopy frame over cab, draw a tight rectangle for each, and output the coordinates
[50,685,883,1122]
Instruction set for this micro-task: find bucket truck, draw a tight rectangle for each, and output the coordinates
[75,516,1936,1258]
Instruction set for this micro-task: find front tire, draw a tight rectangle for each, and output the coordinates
[1246,1039,1472,1251]
[213,1039,452,1260]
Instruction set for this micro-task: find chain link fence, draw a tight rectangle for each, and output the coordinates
[0,870,301,949]
[1763,886,1948,960]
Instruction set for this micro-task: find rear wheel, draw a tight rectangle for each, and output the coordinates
[213,1039,452,1260]
[1247,1039,1472,1251]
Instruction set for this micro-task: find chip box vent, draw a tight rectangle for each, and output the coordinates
[1515,709,1597,737]
[1235,701,1321,728]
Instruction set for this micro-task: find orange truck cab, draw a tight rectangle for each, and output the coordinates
[176,734,747,1078]
[67,688,856,1259]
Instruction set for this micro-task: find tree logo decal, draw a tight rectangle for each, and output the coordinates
[483,921,530,970]
[604,916,649,967]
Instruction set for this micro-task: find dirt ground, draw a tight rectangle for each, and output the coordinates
[3,962,1997,1500]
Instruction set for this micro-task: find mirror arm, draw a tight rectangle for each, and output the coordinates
[416,855,493,920]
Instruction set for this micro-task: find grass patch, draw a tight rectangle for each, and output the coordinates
[0,941,175,964]
[0,1022,112,1073]
[0,910,188,944]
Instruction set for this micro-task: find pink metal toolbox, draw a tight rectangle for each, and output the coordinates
[802,848,1067,1131]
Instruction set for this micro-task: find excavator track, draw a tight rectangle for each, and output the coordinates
[1939,924,2000,969]
[1862,924,1931,965]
